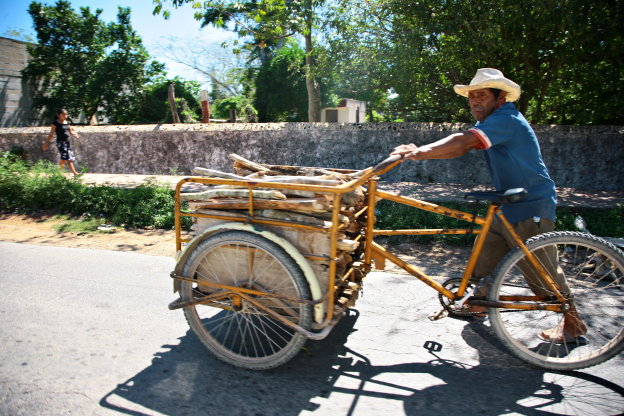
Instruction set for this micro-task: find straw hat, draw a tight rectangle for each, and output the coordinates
[453,68,521,102]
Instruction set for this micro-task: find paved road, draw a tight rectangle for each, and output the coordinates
[1,241,623,416]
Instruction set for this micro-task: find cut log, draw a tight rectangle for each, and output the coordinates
[229,154,275,174]
[190,197,330,212]
[336,239,359,253]
[180,189,287,201]
[192,167,249,180]
[253,209,329,226]
[259,176,341,186]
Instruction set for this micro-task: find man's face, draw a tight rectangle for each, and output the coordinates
[468,89,505,122]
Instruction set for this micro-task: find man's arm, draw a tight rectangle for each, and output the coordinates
[391,131,481,160]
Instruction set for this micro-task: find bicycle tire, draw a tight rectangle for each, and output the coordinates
[180,230,313,370]
[488,231,624,370]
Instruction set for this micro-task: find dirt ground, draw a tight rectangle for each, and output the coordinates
[0,213,181,257]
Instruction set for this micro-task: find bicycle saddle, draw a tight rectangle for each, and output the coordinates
[464,188,528,204]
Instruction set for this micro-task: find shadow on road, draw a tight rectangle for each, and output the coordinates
[100,311,624,416]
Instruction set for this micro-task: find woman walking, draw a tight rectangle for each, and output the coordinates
[42,108,80,175]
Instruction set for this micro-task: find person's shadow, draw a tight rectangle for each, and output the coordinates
[100,311,624,416]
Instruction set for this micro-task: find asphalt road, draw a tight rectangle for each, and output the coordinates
[1,241,623,416]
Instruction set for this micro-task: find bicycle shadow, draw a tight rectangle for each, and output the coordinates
[99,311,624,416]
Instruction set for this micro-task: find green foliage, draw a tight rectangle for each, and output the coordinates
[0,154,189,230]
[213,95,258,122]
[154,0,325,121]
[556,206,624,238]
[363,0,623,124]
[251,40,308,121]
[51,215,101,233]
[137,77,202,123]
[375,199,489,245]
[24,0,165,124]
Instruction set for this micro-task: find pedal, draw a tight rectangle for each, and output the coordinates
[428,308,448,321]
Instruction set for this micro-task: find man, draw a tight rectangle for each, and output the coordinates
[391,68,585,343]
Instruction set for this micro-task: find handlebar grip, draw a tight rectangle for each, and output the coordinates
[372,154,403,173]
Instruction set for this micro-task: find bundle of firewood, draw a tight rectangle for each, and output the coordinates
[182,154,368,289]
[180,154,380,315]
[182,154,366,231]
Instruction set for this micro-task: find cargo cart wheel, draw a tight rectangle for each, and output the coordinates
[488,231,624,371]
[180,230,313,370]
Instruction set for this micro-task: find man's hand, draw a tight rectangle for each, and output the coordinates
[391,143,419,160]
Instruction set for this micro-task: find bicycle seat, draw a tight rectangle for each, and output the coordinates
[464,188,528,204]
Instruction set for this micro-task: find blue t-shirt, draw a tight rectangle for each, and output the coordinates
[468,102,557,223]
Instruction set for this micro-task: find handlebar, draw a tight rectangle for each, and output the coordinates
[349,154,405,180]
[372,154,404,174]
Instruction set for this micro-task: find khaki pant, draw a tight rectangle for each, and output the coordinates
[473,216,570,298]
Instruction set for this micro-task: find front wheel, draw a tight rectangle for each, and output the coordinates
[488,231,624,371]
[180,230,313,370]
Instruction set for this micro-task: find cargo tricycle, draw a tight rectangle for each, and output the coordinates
[168,155,624,371]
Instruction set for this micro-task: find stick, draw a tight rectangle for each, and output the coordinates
[180,189,287,201]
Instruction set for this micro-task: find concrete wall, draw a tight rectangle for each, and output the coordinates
[0,122,622,190]
[0,37,36,127]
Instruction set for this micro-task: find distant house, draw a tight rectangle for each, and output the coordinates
[0,36,37,127]
[321,99,367,123]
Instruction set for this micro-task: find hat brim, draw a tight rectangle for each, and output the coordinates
[454,80,521,102]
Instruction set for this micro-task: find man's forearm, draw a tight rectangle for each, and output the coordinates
[409,132,479,160]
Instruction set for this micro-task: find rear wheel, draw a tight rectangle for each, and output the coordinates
[180,230,313,370]
[488,231,624,370]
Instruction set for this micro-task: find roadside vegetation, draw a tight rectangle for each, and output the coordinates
[1,152,621,244]
[0,152,190,231]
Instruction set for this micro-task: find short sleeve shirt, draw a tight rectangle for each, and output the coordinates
[53,119,71,143]
[468,103,557,223]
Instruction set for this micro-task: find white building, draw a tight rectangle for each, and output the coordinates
[321,98,366,123]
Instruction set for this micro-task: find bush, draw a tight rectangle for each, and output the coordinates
[0,154,190,230]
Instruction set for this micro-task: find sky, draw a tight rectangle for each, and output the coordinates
[0,0,235,86]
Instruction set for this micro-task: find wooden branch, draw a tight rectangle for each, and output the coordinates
[229,153,275,174]
[192,167,249,180]
[253,209,328,226]
[336,239,359,252]
[259,176,341,186]
[189,197,330,212]
[180,189,287,202]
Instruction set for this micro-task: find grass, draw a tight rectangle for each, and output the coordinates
[47,215,103,234]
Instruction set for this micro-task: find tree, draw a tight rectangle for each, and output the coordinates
[321,0,396,121]
[251,39,308,121]
[156,35,246,99]
[153,0,325,121]
[137,77,202,123]
[24,0,164,124]
[379,0,624,124]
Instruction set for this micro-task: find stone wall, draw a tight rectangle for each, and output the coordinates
[0,122,622,190]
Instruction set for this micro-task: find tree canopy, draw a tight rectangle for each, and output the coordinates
[327,0,624,125]
[153,0,326,121]
[24,0,618,125]
[24,0,165,124]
